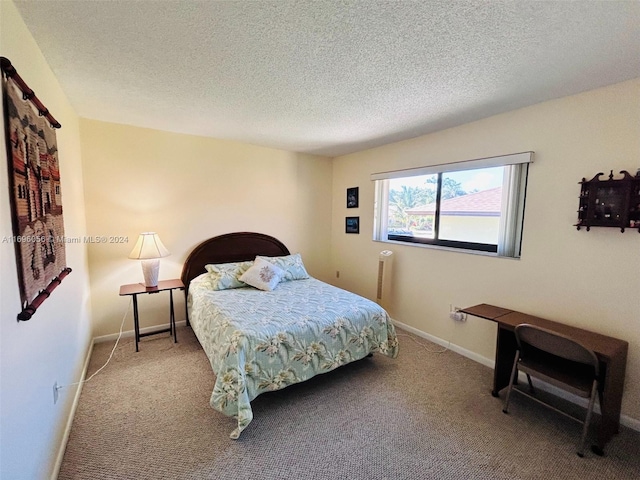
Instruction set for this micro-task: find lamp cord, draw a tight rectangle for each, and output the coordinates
[396,332,450,354]
[56,297,131,391]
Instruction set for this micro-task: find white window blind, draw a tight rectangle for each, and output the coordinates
[370,152,533,181]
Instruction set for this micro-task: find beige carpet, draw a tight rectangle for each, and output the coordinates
[58,327,640,479]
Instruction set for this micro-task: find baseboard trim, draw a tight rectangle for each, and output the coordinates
[93,320,188,344]
[391,318,640,433]
[50,339,94,480]
[392,318,494,369]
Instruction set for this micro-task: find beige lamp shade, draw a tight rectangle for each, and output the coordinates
[128,232,170,260]
[128,232,170,287]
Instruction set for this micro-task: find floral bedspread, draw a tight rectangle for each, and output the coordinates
[188,277,399,438]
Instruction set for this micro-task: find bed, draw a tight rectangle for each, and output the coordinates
[182,232,399,438]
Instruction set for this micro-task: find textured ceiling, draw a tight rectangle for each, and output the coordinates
[12,0,640,157]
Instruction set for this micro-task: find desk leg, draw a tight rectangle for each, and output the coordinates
[593,348,628,455]
[132,294,140,352]
[493,326,518,397]
[169,289,177,343]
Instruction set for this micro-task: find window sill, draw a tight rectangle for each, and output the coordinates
[373,238,521,260]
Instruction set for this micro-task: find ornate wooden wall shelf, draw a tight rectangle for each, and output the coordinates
[575,170,640,233]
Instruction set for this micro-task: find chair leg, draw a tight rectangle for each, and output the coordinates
[526,373,535,394]
[578,380,599,457]
[597,388,605,419]
[502,351,520,414]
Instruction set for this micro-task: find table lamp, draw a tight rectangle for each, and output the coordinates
[128,232,170,287]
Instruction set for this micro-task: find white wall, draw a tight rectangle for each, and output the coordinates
[0,2,93,479]
[79,119,333,337]
[331,79,640,421]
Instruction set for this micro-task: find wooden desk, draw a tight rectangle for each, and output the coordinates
[461,303,628,455]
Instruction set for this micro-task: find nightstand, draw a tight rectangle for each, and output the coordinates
[119,279,185,352]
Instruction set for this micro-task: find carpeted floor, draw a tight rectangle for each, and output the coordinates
[58,326,640,479]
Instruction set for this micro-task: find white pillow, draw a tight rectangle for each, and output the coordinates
[239,257,285,291]
[256,253,310,281]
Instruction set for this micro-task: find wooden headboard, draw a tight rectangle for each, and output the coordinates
[181,232,290,288]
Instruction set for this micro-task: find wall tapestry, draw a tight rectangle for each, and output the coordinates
[1,57,71,321]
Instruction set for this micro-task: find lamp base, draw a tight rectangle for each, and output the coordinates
[141,259,160,287]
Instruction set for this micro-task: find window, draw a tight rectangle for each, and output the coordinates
[372,152,532,258]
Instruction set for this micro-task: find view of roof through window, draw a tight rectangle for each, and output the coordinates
[387,167,505,244]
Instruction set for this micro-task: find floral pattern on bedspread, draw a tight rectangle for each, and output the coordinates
[188,277,398,439]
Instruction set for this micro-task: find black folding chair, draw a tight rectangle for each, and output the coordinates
[502,324,600,457]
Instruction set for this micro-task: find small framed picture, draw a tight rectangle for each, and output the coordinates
[347,187,359,208]
[345,216,360,234]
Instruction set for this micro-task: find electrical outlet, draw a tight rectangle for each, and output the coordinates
[449,306,467,322]
[336,271,340,278]
[53,381,59,404]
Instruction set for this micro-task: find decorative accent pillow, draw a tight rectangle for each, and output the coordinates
[239,257,285,291]
[189,273,209,285]
[256,253,310,281]
[204,261,254,290]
